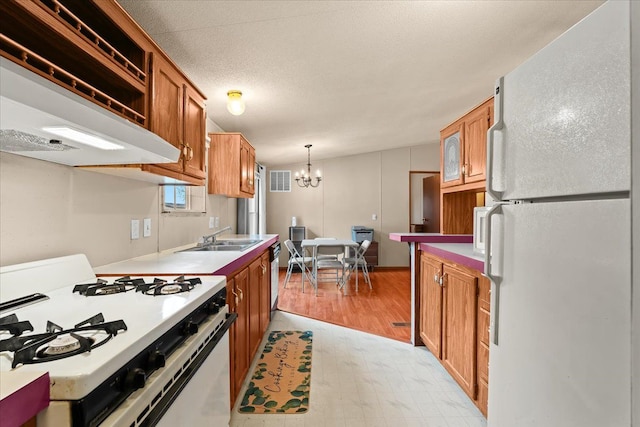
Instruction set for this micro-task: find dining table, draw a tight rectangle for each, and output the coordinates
[300,239,360,295]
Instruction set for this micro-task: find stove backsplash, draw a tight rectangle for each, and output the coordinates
[0,152,236,268]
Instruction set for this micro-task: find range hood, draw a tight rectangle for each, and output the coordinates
[0,58,180,166]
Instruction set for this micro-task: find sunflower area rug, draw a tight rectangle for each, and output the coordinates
[238,330,312,414]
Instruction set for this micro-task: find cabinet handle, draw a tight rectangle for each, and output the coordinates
[433,274,438,283]
[238,288,244,302]
[181,144,189,160]
[462,164,467,176]
[184,144,193,161]
[231,288,239,307]
[262,265,267,274]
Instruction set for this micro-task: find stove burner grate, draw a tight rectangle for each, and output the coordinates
[0,313,127,368]
[136,276,202,296]
[73,276,145,296]
[0,314,33,337]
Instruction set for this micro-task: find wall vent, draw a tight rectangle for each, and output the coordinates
[270,170,291,192]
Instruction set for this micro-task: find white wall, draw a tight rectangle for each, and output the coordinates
[0,117,236,268]
[266,143,440,267]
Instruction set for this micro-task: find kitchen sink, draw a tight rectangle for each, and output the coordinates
[177,239,262,253]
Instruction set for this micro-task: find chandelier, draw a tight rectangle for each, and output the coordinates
[295,144,322,188]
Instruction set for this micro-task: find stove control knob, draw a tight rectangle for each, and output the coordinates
[182,321,198,336]
[206,300,221,314]
[148,351,166,369]
[124,368,146,391]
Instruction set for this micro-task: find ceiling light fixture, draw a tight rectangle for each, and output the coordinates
[42,126,124,150]
[295,144,322,188]
[226,90,245,115]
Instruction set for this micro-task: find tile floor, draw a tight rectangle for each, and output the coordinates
[230,311,487,427]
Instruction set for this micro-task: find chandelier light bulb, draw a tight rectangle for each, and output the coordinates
[226,90,245,115]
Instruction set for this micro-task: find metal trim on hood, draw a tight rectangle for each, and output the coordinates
[0,58,180,166]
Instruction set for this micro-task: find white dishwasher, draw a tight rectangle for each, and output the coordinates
[269,241,280,312]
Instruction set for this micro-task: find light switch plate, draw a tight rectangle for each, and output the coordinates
[215,217,220,227]
[209,217,215,229]
[143,218,151,237]
[130,219,140,240]
[372,214,377,220]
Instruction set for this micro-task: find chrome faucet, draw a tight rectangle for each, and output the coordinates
[197,226,232,247]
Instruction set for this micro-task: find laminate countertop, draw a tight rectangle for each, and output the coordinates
[389,233,484,272]
[0,371,49,427]
[94,234,279,277]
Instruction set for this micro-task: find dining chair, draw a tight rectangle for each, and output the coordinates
[314,238,339,261]
[343,239,372,291]
[314,244,346,292]
[283,239,314,292]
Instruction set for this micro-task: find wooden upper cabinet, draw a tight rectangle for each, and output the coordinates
[0,0,149,126]
[440,97,493,191]
[1,0,207,185]
[209,133,256,198]
[142,53,206,185]
[149,53,184,152]
[182,85,207,180]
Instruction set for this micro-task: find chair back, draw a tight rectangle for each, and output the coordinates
[358,240,371,258]
[317,244,345,257]
[284,239,301,257]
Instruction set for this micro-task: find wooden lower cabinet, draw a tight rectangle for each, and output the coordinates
[419,251,490,416]
[419,254,443,358]
[228,269,249,406]
[441,264,477,398]
[227,249,272,408]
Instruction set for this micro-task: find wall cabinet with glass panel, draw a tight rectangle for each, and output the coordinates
[439,97,493,234]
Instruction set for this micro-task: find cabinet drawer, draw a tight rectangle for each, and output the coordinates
[477,341,489,382]
[478,275,491,307]
[476,377,488,417]
[478,307,490,347]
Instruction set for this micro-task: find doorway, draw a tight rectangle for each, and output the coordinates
[409,171,440,233]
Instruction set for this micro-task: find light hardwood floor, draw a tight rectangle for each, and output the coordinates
[276,266,412,343]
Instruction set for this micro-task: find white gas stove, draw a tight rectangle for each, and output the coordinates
[0,254,233,426]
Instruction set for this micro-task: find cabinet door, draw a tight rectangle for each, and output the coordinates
[182,84,206,179]
[441,124,464,187]
[259,252,271,337]
[464,104,490,184]
[248,257,263,358]
[442,264,477,398]
[150,53,184,155]
[419,254,443,358]
[230,268,250,404]
[239,137,255,195]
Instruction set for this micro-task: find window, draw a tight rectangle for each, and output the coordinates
[160,185,206,213]
[270,170,291,192]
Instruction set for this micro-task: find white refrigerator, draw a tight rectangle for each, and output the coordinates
[484,1,633,426]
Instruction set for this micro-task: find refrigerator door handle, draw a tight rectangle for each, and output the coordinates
[486,76,504,202]
[484,203,503,345]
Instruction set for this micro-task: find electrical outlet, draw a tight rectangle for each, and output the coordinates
[130,219,140,240]
[214,217,220,228]
[209,217,215,229]
[143,218,151,237]
[372,214,377,220]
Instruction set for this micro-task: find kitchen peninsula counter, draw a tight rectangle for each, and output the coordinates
[389,232,484,346]
[93,234,278,276]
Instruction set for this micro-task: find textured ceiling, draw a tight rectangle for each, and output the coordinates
[118,0,603,167]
